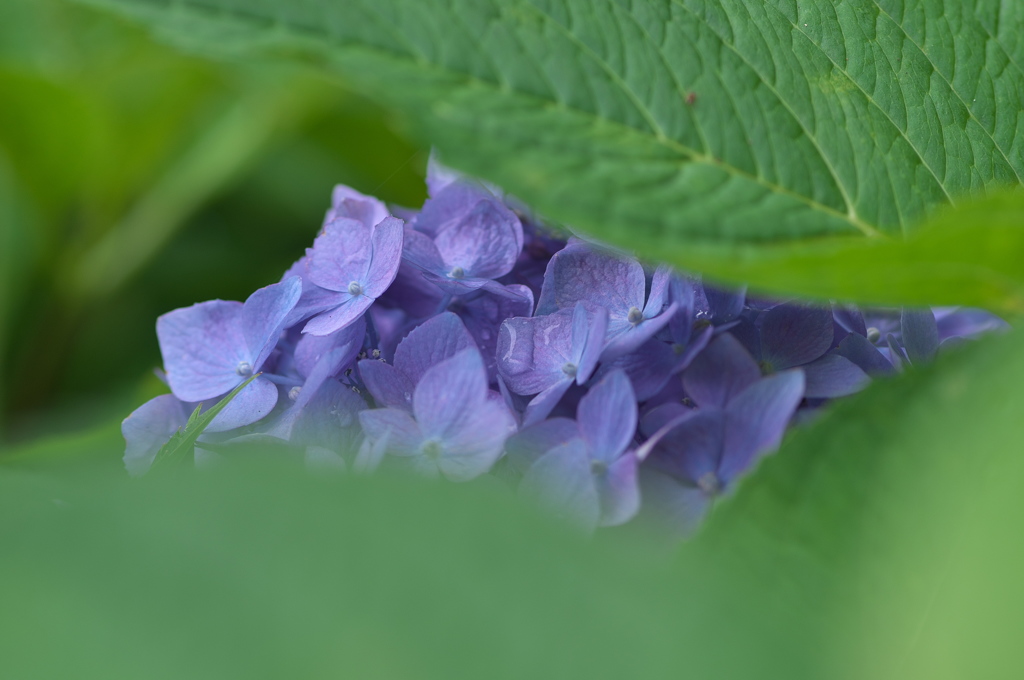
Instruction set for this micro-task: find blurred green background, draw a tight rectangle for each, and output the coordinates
[0,0,428,448]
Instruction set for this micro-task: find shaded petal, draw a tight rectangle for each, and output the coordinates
[157,300,246,402]
[683,333,761,408]
[760,305,834,370]
[901,308,939,365]
[354,433,390,474]
[522,379,573,427]
[122,394,191,476]
[643,266,673,317]
[359,359,415,410]
[425,151,461,197]
[206,376,279,433]
[394,312,477,386]
[307,217,372,292]
[416,180,494,237]
[282,259,343,328]
[454,284,533,380]
[270,348,366,444]
[413,348,487,441]
[721,370,805,483]
[432,197,522,279]
[301,294,373,337]
[503,417,580,479]
[833,304,867,337]
[887,333,909,371]
[670,324,713,375]
[637,467,711,541]
[401,228,446,274]
[289,380,366,452]
[668,277,698,342]
[242,277,302,371]
[496,312,573,396]
[294,316,365,378]
[936,308,1009,340]
[835,333,896,376]
[703,285,746,324]
[327,184,389,230]
[363,216,405,297]
[358,408,422,456]
[802,353,870,398]
[596,453,640,527]
[577,370,637,463]
[535,243,645,316]
[639,402,691,439]
[519,438,600,531]
[573,303,608,384]
[645,409,725,486]
[597,338,676,401]
[437,397,516,481]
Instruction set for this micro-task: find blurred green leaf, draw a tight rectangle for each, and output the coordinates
[70,0,1024,308]
[0,467,695,680]
[680,324,1024,678]
[686,189,1024,313]
[2,329,1023,677]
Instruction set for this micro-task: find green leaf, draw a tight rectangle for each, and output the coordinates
[680,325,1024,678]
[2,332,1023,677]
[70,0,1024,306]
[149,374,258,472]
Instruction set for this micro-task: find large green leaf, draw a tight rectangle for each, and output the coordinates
[72,0,1024,306]
[2,329,1024,678]
[684,324,1024,678]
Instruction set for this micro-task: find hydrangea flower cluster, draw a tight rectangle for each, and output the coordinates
[123,160,1007,535]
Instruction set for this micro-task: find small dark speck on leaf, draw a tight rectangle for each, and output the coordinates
[686,92,697,106]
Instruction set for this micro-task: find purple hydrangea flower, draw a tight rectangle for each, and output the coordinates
[402,179,524,297]
[299,214,404,336]
[639,362,805,537]
[535,242,678,360]
[358,348,516,481]
[518,370,640,530]
[497,302,608,426]
[122,394,194,476]
[156,276,301,432]
[358,311,476,411]
[743,303,869,399]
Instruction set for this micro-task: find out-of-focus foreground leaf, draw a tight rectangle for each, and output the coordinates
[71,0,1024,309]
[682,323,1024,679]
[2,328,1023,678]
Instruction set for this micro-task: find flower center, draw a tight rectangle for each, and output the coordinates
[288,386,302,401]
[235,361,253,377]
[627,306,644,324]
[421,439,444,461]
[866,326,881,343]
[348,281,363,296]
[697,471,721,495]
[590,460,608,475]
[561,362,578,378]
[448,266,465,279]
